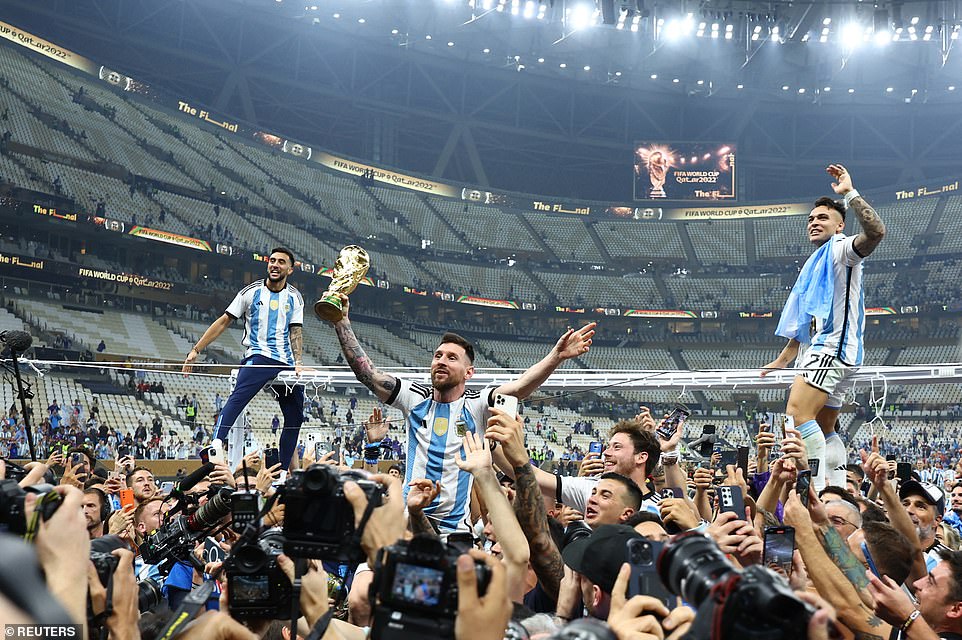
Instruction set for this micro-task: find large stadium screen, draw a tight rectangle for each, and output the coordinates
[633,142,736,202]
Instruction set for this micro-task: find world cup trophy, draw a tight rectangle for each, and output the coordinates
[313,245,370,322]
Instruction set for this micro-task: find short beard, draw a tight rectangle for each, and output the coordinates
[431,374,458,392]
[917,523,936,541]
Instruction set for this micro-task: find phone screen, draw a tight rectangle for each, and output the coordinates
[796,470,812,507]
[763,526,796,576]
[656,405,691,441]
[589,441,603,454]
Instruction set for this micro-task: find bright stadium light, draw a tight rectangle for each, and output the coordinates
[841,22,862,48]
[567,2,595,30]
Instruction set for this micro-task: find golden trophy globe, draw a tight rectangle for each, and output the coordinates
[314,245,371,322]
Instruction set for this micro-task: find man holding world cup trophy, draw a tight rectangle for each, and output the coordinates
[317,245,596,534]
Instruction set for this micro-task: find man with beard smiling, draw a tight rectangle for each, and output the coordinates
[329,292,595,534]
[183,247,306,468]
[902,480,948,573]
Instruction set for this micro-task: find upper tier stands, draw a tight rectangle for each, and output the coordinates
[1,41,959,315]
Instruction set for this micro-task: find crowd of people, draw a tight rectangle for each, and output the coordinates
[7,400,962,640]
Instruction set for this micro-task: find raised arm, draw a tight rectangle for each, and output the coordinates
[182,313,233,373]
[330,294,397,403]
[494,323,595,400]
[783,490,890,638]
[485,409,564,600]
[457,431,530,603]
[828,164,886,257]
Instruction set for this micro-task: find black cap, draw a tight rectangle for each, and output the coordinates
[561,524,642,594]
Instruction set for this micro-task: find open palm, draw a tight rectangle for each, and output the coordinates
[456,431,492,475]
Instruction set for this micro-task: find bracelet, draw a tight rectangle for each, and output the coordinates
[901,609,921,632]
[843,189,860,208]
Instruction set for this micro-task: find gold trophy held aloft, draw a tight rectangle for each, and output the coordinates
[313,245,370,322]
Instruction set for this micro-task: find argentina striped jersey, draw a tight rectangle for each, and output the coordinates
[225,280,304,366]
[807,234,866,366]
[387,378,494,534]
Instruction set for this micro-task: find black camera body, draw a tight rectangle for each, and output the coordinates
[141,487,234,568]
[223,530,293,620]
[0,480,62,535]
[140,516,192,566]
[369,534,491,640]
[281,465,385,561]
[658,531,814,640]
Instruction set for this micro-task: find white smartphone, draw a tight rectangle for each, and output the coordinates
[206,440,226,466]
[493,393,519,418]
[160,481,175,496]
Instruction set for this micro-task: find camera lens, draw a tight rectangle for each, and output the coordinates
[137,578,164,612]
[304,465,337,493]
[657,532,734,606]
[234,544,268,573]
[630,541,652,565]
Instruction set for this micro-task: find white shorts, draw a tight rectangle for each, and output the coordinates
[796,348,856,408]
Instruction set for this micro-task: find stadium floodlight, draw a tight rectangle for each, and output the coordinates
[841,22,862,49]
[567,1,596,30]
[874,28,891,46]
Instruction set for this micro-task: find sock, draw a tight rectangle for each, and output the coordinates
[796,419,827,491]
[824,431,848,489]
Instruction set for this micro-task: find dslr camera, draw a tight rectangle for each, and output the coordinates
[223,529,292,620]
[369,534,491,640]
[658,531,815,640]
[89,551,163,614]
[0,479,62,535]
[281,464,385,562]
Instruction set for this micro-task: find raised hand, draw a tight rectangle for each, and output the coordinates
[553,322,596,361]
[484,408,528,468]
[827,164,854,195]
[407,478,441,513]
[579,452,604,477]
[457,431,493,476]
[365,406,389,443]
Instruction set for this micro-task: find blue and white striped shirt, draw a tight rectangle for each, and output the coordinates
[226,280,304,366]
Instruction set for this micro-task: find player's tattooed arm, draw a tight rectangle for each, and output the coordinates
[290,325,304,366]
[816,524,872,596]
[851,197,886,257]
[513,464,564,601]
[334,319,397,402]
[408,510,440,538]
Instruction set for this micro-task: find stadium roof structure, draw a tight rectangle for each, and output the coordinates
[3,0,962,200]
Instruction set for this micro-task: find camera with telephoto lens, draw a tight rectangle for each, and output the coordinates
[281,464,385,561]
[369,534,491,640]
[223,529,293,620]
[88,551,164,621]
[0,479,63,535]
[657,531,815,640]
[140,486,234,567]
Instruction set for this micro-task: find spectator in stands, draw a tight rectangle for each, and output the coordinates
[328,289,594,533]
[183,248,305,469]
[762,165,886,492]
[96,339,105,352]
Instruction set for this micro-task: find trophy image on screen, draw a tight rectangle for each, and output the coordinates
[647,151,669,198]
[313,245,370,322]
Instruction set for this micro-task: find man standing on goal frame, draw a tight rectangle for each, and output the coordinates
[762,164,886,491]
[183,247,306,469]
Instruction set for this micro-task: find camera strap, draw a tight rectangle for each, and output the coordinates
[305,610,334,640]
[156,581,214,640]
[347,496,379,559]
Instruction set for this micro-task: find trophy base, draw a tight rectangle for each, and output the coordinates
[649,186,666,199]
[314,296,344,322]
